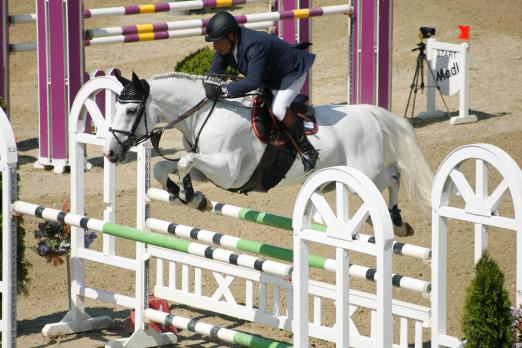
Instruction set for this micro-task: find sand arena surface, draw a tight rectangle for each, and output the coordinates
[7,0,522,346]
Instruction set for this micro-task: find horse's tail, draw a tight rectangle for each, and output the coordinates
[368,105,433,211]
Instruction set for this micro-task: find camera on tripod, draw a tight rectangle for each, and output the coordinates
[419,26,436,39]
[404,26,450,118]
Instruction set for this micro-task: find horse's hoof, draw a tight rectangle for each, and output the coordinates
[393,222,414,237]
[167,194,181,205]
[193,192,212,212]
[204,199,213,212]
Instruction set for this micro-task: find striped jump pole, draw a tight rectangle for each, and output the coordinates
[11,201,293,278]
[86,21,274,46]
[146,196,431,294]
[8,0,264,24]
[145,309,292,348]
[84,0,264,18]
[85,4,353,38]
[213,200,433,261]
[147,188,432,261]
[146,217,431,293]
[12,199,430,293]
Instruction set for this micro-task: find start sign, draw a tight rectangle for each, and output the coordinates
[431,43,465,96]
[419,38,477,125]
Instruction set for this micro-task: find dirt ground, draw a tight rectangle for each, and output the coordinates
[6,0,522,347]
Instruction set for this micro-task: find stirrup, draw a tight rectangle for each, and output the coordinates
[302,149,319,174]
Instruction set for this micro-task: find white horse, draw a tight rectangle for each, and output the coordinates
[103,72,433,236]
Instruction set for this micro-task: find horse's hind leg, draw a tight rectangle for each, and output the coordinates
[374,163,414,237]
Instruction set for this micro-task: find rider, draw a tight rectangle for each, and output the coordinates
[203,10,319,174]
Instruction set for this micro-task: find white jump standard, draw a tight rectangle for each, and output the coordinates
[0,107,17,348]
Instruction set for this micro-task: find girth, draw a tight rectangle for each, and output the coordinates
[228,143,297,194]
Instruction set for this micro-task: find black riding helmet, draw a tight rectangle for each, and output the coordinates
[205,11,240,42]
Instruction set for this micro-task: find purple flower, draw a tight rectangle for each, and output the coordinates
[36,241,51,257]
[84,230,97,249]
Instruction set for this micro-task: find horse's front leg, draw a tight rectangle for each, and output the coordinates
[177,154,212,211]
[153,158,211,211]
[153,160,185,206]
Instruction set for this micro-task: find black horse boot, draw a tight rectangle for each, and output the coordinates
[281,109,319,174]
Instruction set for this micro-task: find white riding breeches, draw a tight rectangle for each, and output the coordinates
[271,73,307,121]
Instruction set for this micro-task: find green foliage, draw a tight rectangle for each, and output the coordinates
[174,46,238,76]
[462,250,512,347]
[0,171,31,295]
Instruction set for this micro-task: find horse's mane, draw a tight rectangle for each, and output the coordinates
[151,71,204,82]
[150,71,252,107]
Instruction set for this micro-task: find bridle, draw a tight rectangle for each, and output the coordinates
[108,78,216,161]
[108,81,152,152]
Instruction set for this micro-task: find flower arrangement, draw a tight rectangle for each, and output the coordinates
[512,305,522,344]
[33,201,97,266]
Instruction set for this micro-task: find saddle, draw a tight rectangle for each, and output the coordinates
[228,92,318,194]
[251,93,318,146]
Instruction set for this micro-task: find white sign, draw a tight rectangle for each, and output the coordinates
[418,38,477,125]
[431,44,465,96]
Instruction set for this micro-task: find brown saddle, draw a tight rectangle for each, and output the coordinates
[251,94,318,146]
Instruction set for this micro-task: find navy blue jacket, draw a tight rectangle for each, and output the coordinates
[208,27,315,98]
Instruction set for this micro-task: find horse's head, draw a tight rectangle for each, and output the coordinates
[103,72,153,163]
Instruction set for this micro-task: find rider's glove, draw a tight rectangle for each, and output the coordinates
[203,76,229,100]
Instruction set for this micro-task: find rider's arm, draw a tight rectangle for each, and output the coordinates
[224,41,268,98]
[207,53,228,75]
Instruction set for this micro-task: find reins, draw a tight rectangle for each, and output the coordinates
[151,93,260,161]
[109,73,262,162]
[151,97,218,161]
[183,97,219,153]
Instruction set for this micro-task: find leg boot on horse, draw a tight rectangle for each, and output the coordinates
[281,109,319,174]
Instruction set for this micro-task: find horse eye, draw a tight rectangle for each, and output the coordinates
[127,108,137,115]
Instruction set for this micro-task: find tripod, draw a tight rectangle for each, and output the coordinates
[404,41,450,118]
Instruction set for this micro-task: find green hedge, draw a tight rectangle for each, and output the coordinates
[462,250,512,347]
[175,46,238,77]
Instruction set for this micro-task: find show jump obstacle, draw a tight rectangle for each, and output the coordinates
[0,0,391,173]
[0,107,17,348]
[3,76,522,346]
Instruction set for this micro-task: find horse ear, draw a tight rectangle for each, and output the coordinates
[115,73,130,86]
[132,72,141,84]
[131,71,148,94]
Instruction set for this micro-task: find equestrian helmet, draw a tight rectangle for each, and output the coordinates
[205,11,239,42]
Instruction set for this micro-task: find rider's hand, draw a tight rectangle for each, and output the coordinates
[205,82,225,100]
[203,77,228,100]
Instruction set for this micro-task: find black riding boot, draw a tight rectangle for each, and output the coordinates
[281,109,319,174]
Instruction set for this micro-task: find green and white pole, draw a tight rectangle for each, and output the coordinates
[145,218,431,294]
[11,201,292,277]
[147,188,432,261]
[212,200,432,261]
[145,309,292,348]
